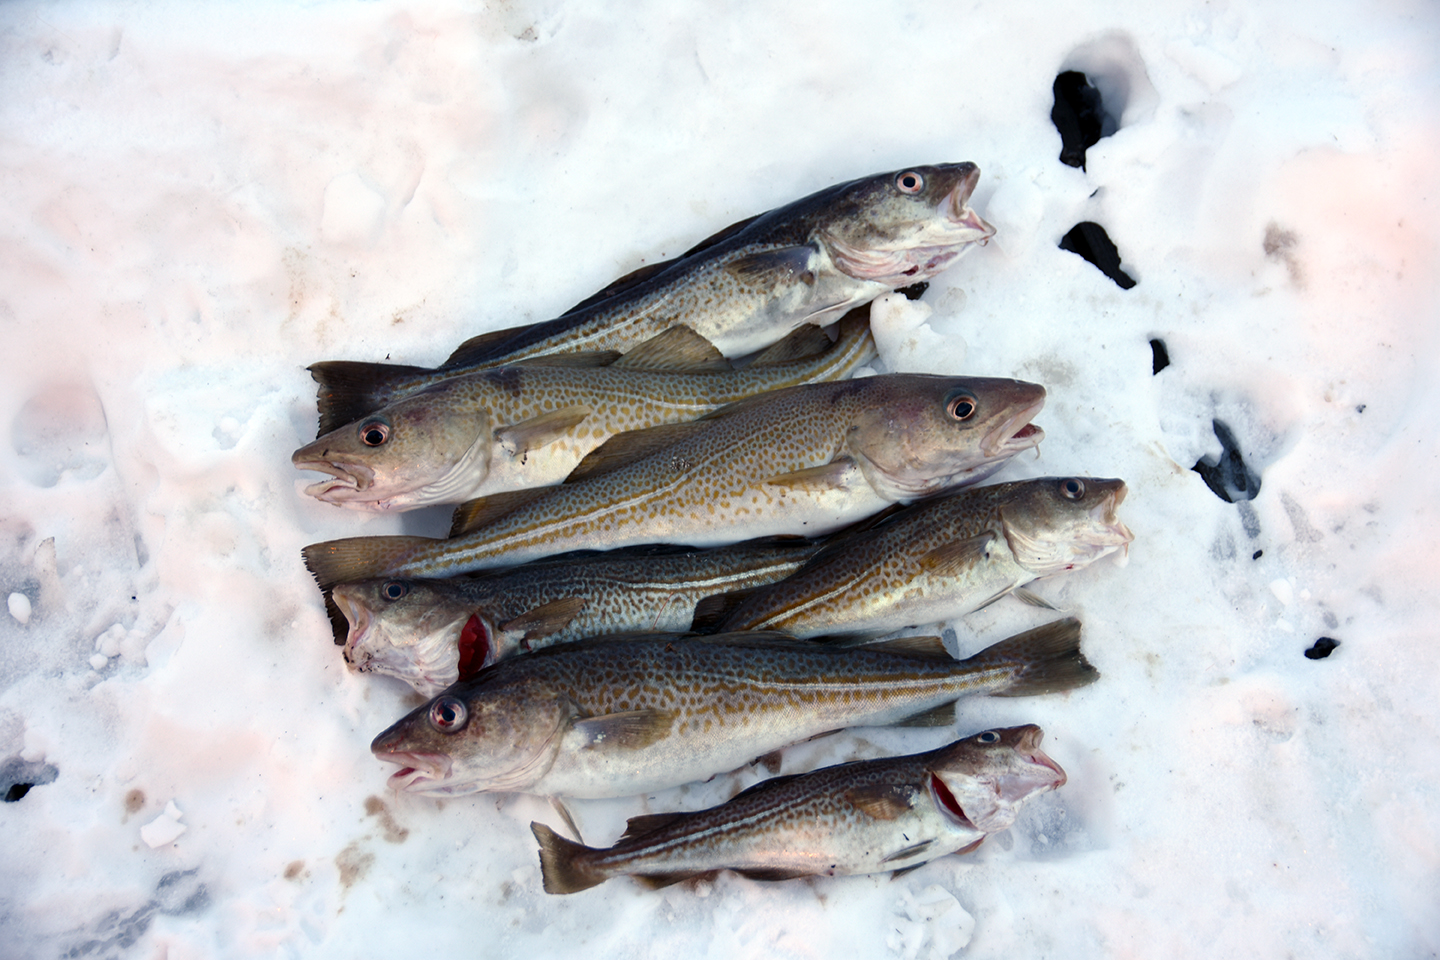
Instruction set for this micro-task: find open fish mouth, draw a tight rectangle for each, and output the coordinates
[296,457,375,499]
[982,398,1047,458]
[376,750,454,792]
[929,772,977,829]
[944,168,996,242]
[1013,725,1067,794]
[331,585,373,668]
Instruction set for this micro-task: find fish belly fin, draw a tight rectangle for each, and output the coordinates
[499,596,587,641]
[761,458,856,492]
[965,617,1100,697]
[918,533,998,577]
[888,862,929,879]
[632,871,709,890]
[307,361,433,436]
[573,709,676,750]
[302,536,436,592]
[619,812,688,840]
[439,323,539,369]
[863,635,951,660]
[890,701,958,727]
[549,797,584,843]
[564,421,710,483]
[880,839,935,863]
[494,405,593,457]
[846,785,915,821]
[733,866,816,883]
[610,326,731,371]
[1012,586,1056,610]
[449,488,554,537]
[531,822,606,895]
[951,836,985,857]
[512,351,622,368]
[726,245,819,287]
[689,587,762,634]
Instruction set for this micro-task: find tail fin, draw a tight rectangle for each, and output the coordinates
[302,536,437,592]
[531,822,607,894]
[964,617,1099,697]
[308,361,433,436]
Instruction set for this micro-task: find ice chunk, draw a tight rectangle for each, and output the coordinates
[140,800,187,848]
[7,593,31,624]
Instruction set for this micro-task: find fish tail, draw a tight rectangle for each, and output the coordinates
[532,822,607,894]
[301,536,437,591]
[965,617,1100,697]
[308,361,431,436]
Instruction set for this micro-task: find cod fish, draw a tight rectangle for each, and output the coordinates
[369,618,1095,799]
[334,538,823,696]
[695,476,1134,639]
[293,308,875,512]
[302,374,1045,588]
[308,163,995,433]
[532,724,1064,893]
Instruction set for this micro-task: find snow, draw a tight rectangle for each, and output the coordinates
[2,1,1438,957]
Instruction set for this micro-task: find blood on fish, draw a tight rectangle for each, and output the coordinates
[456,614,490,679]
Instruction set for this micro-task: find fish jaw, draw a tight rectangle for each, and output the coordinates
[376,749,455,794]
[930,725,1066,833]
[296,454,377,506]
[333,581,476,697]
[1001,478,1135,577]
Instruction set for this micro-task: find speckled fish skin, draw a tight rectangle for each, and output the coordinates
[530,725,1064,893]
[333,538,823,696]
[706,477,1134,638]
[301,374,1045,589]
[308,163,994,431]
[368,618,1094,799]
[292,310,875,512]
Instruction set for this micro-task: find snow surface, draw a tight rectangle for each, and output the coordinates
[2,2,1438,957]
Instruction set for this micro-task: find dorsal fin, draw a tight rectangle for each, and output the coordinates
[563,421,711,483]
[689,587,762,634]
[439,322,539,369]
[862,635,951,659]
[511,350,623,368]
[307,360,433,436]
[610,326,731,372]
[619,812,687,840]
[680,212,763,258]
[746,322,832,366]
[449,487,555,537]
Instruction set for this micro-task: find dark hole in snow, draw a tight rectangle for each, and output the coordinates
[1305,637,1340,660]
[1252,550,1263,560]
[1192,419,1261,502]
[1051,71,1114,169]
[1060,222,1136,289]
[1150,338,1169,374]
[894,280,929,301]
[1,756,58,801]
[1356,404,1366,413]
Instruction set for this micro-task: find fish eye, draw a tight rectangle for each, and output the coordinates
[946,393,978,421]
[429,696,467,733]
[1061,478,1086,500]
[895,171,924,194]
[977,730,1001,744]
[360,419,390,447]
[381,580,409,602]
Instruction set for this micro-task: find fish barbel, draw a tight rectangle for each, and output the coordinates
[531,724,1064,893]
[369,618,1095,799]
[696,477,1134,638]
[293,308,875,512]
[301,374,1045,587]
[333,538,822,696]
[307,163,994,433]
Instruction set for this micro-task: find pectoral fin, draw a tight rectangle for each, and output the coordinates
[573,709,676,750]
[762,458,856,492]
[565,422,711,482]
[846,785,914,821]
[449,488,554,537]
[918,534,996,577]
[494,405,592,456]
[611,326,730,371]
[499,597,587,641]
[727,245,818,287]
[1013,586,1056,610]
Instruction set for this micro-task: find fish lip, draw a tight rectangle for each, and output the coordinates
[1015,726,1067,790]
[982,397,1047,458]
[331,585,372,668]
[1091,484,1136,555]
[376,750,454,791]
[295,456,375,495]
[944,168,996,240]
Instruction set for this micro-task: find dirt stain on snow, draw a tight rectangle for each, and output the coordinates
[363,795,410,843]
[336,841,375,890]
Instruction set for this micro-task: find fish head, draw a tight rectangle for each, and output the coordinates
[999,477,1134,577]
[333,579,493,697]
[815,163,996,287]
[292,386,493,512]
[927,724,1066,834]
[370,681,570,796]
[846,375,1046,500]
